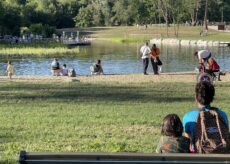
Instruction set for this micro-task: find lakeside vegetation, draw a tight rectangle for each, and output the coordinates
[0,81,230,163]
[0,47,79,57]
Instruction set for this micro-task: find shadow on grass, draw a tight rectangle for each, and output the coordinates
[0,82,193,103]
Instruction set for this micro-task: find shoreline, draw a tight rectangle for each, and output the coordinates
[1,71,230,83]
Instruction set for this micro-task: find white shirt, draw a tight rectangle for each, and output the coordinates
[51,60,58,67]
[140,45,151,59]
[197,50,211,60]
[62,68,68,76]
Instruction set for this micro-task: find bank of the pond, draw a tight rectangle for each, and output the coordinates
[1,72,230,83]
[0,47,79,56]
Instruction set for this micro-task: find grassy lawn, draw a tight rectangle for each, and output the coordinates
[0,81,230,163]
[63,25,230,42]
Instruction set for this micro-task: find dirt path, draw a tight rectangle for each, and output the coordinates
[0,72,230,83]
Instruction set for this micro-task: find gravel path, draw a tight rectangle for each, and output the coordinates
[0,72,229,83]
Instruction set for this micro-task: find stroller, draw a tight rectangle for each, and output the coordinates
[196,63,214,83]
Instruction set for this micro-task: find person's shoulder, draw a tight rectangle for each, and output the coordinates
[216,108,228,119]
[184,109,199,117]
[183,109,199,122]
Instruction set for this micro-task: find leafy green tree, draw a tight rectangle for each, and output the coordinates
[74,6,93,27]
[1,0,21,35]
[112,0,135,25]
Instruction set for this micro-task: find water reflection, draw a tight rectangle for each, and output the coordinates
[0,41,229,76]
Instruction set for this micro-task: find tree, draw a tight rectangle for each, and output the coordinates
[1,1,21,35]
[185,0,201,26]
[203,0,208,31]
[74,6,93,27]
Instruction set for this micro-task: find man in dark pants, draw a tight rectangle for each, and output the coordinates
[140,42,151,75]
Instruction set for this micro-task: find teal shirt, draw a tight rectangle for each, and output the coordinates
[183,106,229,140]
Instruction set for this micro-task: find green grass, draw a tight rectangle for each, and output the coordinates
[63,26,230,42]
[0,43,80,57]
[0,81,230,163]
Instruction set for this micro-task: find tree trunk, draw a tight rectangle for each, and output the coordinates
[203,0,208,31]
[191,0,199,26]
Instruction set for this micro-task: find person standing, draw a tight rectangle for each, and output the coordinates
[140,42,151,75]
[6,61,15,79]
[150,44,162,75]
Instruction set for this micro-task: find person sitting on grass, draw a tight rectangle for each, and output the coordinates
[61,64,68,76]
[51,58,62,76]
[156,114,190,153]
[6,61,15,79]
[183,81,229,153]
[90,59,104,75]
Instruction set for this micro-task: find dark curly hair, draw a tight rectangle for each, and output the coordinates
[161,114,183,137]
[195,81,215,105]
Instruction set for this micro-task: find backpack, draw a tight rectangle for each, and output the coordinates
[195,108,230,154]
[68,68,76,77]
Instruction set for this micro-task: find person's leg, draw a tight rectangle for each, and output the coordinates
[143,58,148,74]
[213,70,221,81]
[151,58,158,74]
[150,58,155,74]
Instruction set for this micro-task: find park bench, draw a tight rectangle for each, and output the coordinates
[19,150,230,164]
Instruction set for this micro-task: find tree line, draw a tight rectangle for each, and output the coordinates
[0,0,229,36]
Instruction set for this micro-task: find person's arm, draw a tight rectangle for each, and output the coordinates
[6,65,9,72]
[155,137,163,153]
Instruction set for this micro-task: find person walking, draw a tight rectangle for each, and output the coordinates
[150,44,162,75]
[140,42,151,75]
[6,61,15,79]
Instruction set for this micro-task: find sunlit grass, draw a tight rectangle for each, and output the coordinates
[0,47,80,56]
[63,26,230,42]
[0,81,230,163]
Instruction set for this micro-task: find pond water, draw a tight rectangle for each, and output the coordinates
[0,41,230,76]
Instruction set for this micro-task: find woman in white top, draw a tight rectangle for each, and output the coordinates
[194,50,211,64]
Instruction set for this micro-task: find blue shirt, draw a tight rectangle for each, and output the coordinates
[183,106,229,140]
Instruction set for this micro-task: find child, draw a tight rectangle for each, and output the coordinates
[207,58,219,72]
[6,61,15,79]
[156,114,190,153]
[61,64,68,76]
[207,58,223,81]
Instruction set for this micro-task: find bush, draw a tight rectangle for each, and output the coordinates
[29,24,56,38]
